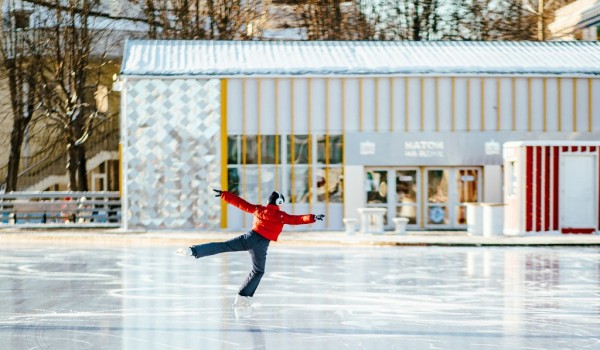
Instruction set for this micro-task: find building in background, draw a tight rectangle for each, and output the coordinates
[119,40,600,232]
[549,0,600,40]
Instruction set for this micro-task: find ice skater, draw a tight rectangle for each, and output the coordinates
[177,189,324,306]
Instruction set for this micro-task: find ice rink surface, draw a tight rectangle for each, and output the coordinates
[1,243,599,350]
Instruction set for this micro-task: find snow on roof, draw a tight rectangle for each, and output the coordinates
[120,40,600,77]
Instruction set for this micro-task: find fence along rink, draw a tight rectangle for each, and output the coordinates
[0,192,121,227]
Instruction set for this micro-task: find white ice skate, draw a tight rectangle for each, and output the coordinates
[233,294,252,308]
[175,247,193,256]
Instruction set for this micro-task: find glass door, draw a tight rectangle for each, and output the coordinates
[426,169,450,226]
[395,169,419,225]
[365,169,389,226]
[455,168,480,226]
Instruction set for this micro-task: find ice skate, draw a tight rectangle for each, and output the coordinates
[233,294,252,308]
[175,247,193,256]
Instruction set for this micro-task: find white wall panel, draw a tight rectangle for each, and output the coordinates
[344,79,360,132]
[530,78,544,132]
[227,79,243,134]
[498,78,513,131]
[407,78,421,131]
[377,78,391,132]
[361,78,376,132]
[260,79,277,134]
[423,78,436,131]
[483,79,497,131]
[454,78,468,131]
[546,79,559,132]
[438,78,452,131]
[575,78,590,132]
[469,78,482,131]
[515,78,528,131]
[292,79,309,134]
[328,79,343,132]
[593,79,600,132]
[243,79,258,134]
[391,78,406,131]
[310,79,327,133]
[560,78,574,132]
[277,79,292,133]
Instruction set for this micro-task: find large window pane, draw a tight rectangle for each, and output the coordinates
[366,170,387,204]
[316,167,343,203]
[288,166,310,203]
[259,166,279,202]
[457,169,478,203]
[427,169,448,203]
[227,136,239,164]
[227,167,240,195]
[317,135,343,164]
[244,136,259,164]
[287,135,309,164]
[261,135,278,164]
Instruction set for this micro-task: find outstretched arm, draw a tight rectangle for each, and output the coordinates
[213,189,258,214]
[282,213,325,225]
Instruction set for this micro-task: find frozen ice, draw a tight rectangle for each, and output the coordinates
[1,243,599,349]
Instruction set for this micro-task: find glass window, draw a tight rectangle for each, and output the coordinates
[244,136,259,164]
[288,166,310,203]
[427,169,448,203]
[227,136,239,165]
[366,170,388,204]
[287,135,309,164]
[316,167,343,203]
[227,168,240,195]
[261,135,278,164]
[457,169,478,203]
[317,135,343,164]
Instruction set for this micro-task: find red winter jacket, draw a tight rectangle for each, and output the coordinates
[220,191,315,241]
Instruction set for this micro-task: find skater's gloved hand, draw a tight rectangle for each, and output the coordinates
[315,214,325,221]
[212,189,223,197]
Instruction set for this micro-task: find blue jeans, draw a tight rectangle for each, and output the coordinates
[191,231,270,297]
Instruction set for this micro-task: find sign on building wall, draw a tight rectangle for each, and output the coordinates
[346,131,600,166]
[123,78,222,230]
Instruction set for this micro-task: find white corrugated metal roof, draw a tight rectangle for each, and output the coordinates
[120,40,600,77]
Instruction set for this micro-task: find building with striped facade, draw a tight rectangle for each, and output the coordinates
[119,40,600,232]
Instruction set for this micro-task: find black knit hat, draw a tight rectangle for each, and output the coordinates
[268,191,285,205]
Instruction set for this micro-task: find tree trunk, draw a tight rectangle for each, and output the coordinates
[5,122,25,192]
[75,144,88,191]
[67,142,78,191]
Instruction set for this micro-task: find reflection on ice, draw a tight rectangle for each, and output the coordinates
[0,245,599,349]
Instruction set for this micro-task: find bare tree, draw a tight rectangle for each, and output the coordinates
[0,0,45,192]
[32,0,114,191]
[143,0,269,40]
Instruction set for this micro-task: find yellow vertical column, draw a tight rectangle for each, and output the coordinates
[451,77,456,131]
[543,78,547,132]
[257,79,262,202]
[275,79,280,190]
[527,78,532,132]
[589,78,593,132]
[242,79,247,227]
[308,78,312,214]
[512,78,516,131]
[220,79,228,229]
[290,80,295,213]
[573,78,578,132]
[481,78,485,130]
[557,78,562,131]
[389,78,394,131]
[466,79,471,131]
[496,78,501,131]
[325,79,330,225]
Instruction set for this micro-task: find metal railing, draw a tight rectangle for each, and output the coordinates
[0,192,121,227]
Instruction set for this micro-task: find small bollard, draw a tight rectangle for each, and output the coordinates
[392,217,409,234]
[343,218,358,235]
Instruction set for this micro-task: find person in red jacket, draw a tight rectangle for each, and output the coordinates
[176,189,324,306]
